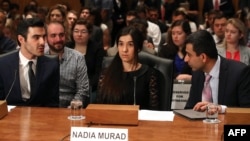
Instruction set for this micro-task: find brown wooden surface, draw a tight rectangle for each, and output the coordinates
[0,106,225,141]
[86,104,139,125]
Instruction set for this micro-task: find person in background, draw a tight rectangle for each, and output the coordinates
[212,12,227,47]
[147,6,168,34]
[96,26,161,110]
[107,11,156,56]
[184,30,250,113]
[0,9,16,54]
[0,0,11,18]
[79,7,103,50]
[136,5,161,52]
[66,10,78,42]
[171,8,197,33]
[45,21,89,108]
[217,18,250,65]
[89,7,111,51]
[199,9,222,34]
[203,0,235,19]
[159,20,192,81]
[67,19,105,102]
[0,18,60,107]
[46,4,66,23]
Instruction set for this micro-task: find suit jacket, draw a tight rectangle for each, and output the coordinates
[185,56,249,109]
[217,45,250,65]
[202,0,235,18]
[0,50,60,107]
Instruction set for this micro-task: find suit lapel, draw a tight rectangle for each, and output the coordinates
[29,56,45,100]
[218,57,228,103]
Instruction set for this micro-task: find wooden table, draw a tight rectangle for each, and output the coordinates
[0,107,225,141]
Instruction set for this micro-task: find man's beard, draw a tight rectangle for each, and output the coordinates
[48,43,64,53]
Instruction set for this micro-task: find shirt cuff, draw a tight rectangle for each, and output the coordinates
[220,105,227,113]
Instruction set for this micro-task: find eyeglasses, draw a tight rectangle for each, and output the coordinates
[73,30,88,34]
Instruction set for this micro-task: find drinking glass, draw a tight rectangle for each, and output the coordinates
[68,99,85,120]
[203,103,221,124]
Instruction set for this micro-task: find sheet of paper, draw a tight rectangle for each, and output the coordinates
[139,110,174,121]
[7,105,16,112]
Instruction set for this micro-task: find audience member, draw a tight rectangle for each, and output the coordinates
[0,18,60,107]
[46,4,67,23]
[0,0,11,18]
[0,9,16,54]
[217,18,250,65]
[96,26,161,110]
[66,10,78,42]
[147,7,168,33]
[111,0,127,47]
[159,20,192,80]
[45,21,89,108]
[89,7,111,51]
[203,0,235,18]
[199,9,222,34]
[67,19,105,99]
[172,8,197,33]
[184,30,250,113]
[136,5,161,52]
[212,13,227,47]
[79,7,103,50]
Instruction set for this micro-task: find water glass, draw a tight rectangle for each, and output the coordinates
[68,99,85,120]
[203,103,221,124]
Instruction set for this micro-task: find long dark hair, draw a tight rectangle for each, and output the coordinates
[160,20,191,59]
[98,26,144,103]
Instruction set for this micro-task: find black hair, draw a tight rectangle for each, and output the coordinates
[16,18,44,45]
[185,30,218,59]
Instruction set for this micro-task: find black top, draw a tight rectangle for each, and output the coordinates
[96,64,161,110]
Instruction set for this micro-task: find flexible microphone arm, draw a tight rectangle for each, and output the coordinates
[133,76,137,105]
[5,70,17,101]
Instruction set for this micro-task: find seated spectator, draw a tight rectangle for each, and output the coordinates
[159,20,192,81]
[217,18,250,65]
[0,9,16,54]
[67,19,105,98]
[45,21,89,108]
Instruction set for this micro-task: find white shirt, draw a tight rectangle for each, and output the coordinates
[19,51,37,100]
[147,21,161,51]
[206,56,226,113]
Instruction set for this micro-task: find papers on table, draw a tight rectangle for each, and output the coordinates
[8,105,16,112]
[139,110,174,121]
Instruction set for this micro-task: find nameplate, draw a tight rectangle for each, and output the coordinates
[0,100,8,119]
[225,108,250,124]
[85,104,139,125]
[224,125,250,141]
[70,127,128,141]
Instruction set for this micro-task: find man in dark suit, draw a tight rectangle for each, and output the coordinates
[184,30,250,113]
[203,0,235,18]
[0,18,60,107]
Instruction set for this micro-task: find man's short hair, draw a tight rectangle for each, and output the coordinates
[16,18,44,45]
[185,30,218,59]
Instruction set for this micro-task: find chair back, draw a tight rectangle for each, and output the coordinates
[102,51,174,111]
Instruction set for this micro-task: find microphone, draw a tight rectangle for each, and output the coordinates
[5,70,17,101]
[133,76,137,105]
[0,70,17,119]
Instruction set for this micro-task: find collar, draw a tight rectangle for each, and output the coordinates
[205,56,221,79]
[19,51,37,67]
